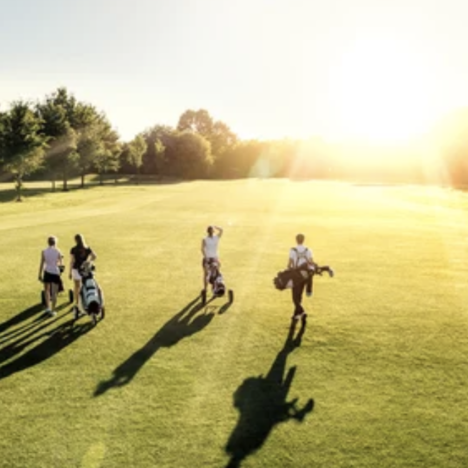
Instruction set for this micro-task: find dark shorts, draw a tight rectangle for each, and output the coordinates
[44,272,61,284]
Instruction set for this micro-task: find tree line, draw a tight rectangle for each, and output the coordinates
[1,87,467,200]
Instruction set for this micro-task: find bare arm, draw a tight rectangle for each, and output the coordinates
[201,239,206,257]
[38,252,44,280]
[215,226,223,238]
[69,254,75,279]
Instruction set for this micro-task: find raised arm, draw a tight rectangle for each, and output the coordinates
[215,225,224,238]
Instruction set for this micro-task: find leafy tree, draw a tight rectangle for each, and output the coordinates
[141,125,173,176]
[76,124,102,187]
[92,121,121,185]
[126,134,147,184]
[37,88,99,190]
[45,128,78,191]
[153,138,166,178]
[177,109,213,138]
[177,109,237,168]
[214,140,264,179]
[210,120,237,160]
[0,101,47,200]
[167,131,212,179]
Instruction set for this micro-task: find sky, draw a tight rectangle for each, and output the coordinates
[2,0,468,143]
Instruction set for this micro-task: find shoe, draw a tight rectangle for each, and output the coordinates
[306,292,313,297]
[47,309,56,317]
[73,306,80,320]
[329,269,334,278]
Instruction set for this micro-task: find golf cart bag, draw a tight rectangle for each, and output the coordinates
[78,262,105,324]
[209,263,226,297]
[201,259,234,305]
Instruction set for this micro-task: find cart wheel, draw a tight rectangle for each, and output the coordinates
[91,313,97,326]
[41,290,46,306]
[68,289,74,304]
[100,307,105,320]
[228,289,234,304]
[201,289,207,306]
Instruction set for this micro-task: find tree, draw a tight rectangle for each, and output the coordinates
[167,131,212,179]
[214,140,264,179]
[0,101,47,200]
[37,88,99,190]
[211,120,237,159]
[126,134,147,184]
[141,125,173,176]
[76,125,101,187]
[153,138,166,178]
[177,109,214,138]
[177,109,237,170]
[92,121,121,185]
[45,128,78,192]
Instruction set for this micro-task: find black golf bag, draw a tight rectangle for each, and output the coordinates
[273,268,311,291]
[274,263,332,291]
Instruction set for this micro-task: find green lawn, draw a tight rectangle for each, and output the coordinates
[0,180,467,468]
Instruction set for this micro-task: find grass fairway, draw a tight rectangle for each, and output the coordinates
[1,180,468,468]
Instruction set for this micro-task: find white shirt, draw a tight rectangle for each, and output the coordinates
[289,245,312,268]
[43,247,62,274]
[203,235,220,258]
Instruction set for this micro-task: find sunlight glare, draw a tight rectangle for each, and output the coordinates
[325,37,440,144]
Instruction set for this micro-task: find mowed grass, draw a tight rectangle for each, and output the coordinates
[0,180,468,468]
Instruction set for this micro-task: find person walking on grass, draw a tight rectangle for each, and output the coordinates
[69,234,96,317]
[38,236,63,317]
[201,225,223,291]
[288,233,314,321]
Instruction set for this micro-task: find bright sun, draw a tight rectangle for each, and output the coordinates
[324,37,440,144]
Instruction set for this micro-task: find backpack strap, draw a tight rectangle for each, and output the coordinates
[292,247,309,269]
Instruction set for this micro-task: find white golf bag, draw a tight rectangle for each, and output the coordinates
[78,262,105,322]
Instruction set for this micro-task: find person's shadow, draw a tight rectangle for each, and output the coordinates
[94,296,215,396]
[225,319,314,468]
[0,317,94,380]
[0,304,43,338]
[0,306,71,362]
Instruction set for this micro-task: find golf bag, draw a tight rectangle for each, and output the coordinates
[201,259,234,306]
[78,262,105,321]
[207,260,226,297]
[273,268,311,291]
[274,263,332,291]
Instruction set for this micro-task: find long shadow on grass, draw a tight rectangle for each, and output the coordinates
[0,317,93,380]
[0,304,43,336]
[94,296,215,396]
[0,305,70,353]
[225,320,313,468]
